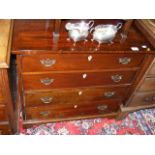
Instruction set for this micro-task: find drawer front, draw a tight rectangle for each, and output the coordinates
[0,106,7,121]
[22,54,145,72]
[129,92,155,107]
[0,124,11,135]
[139,77,155,92]
[23,70,136,90]
[25,86,128,107]
[25,100,121,120]
[148,62,155,76]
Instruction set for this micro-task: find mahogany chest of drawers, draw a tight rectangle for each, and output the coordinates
[11,19,155,130]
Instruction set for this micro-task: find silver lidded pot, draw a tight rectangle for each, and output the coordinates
[90,23,122,44]
[65,20,94,42]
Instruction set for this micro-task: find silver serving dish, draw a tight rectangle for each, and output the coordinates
[91,23,122,43]
[65,20,94,42]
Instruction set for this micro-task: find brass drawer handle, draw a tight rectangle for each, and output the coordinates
[119,57,131,65]
[40,78,54,85]
[144,97,151,103]
[40,97,53,104]
[40,111,51,117]
[97,105,108,111]
[104,91,115,98]
[40,59,56,67]
[111,75,123,83]
[144,96,155,103]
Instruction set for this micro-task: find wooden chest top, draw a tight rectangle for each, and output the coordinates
[11,19,155,54]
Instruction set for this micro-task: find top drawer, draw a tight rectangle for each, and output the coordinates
[21,53,145,72]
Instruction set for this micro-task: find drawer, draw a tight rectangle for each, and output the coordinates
[25,99,121,120]
[22,54,145,72]
[0,106,7,121]
[129,92,155,107]
[25,86,128,107]
[0,124,11,135]
[23,70,136,90]
[148,62,155,76]
[139,77,155,92]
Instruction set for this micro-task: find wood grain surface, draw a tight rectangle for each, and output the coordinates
[0,20,13,68]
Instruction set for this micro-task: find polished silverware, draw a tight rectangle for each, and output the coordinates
[90,23,122,44]
[65,20,94,43]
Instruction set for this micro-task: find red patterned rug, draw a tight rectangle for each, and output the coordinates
[20,108,155,135]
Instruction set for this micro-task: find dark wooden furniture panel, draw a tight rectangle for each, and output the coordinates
[21,54,144,72]
[22,70,136,90]
[25,86,128,107]
[26,99,121,120]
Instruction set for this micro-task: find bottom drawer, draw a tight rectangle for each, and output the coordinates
[0,106,7,121]
[129,92,155,107]
[0,123,11,135]
[25,99,121,120]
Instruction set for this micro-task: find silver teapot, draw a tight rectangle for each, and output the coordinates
[65,20,94,42]
[90,23,122,44]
